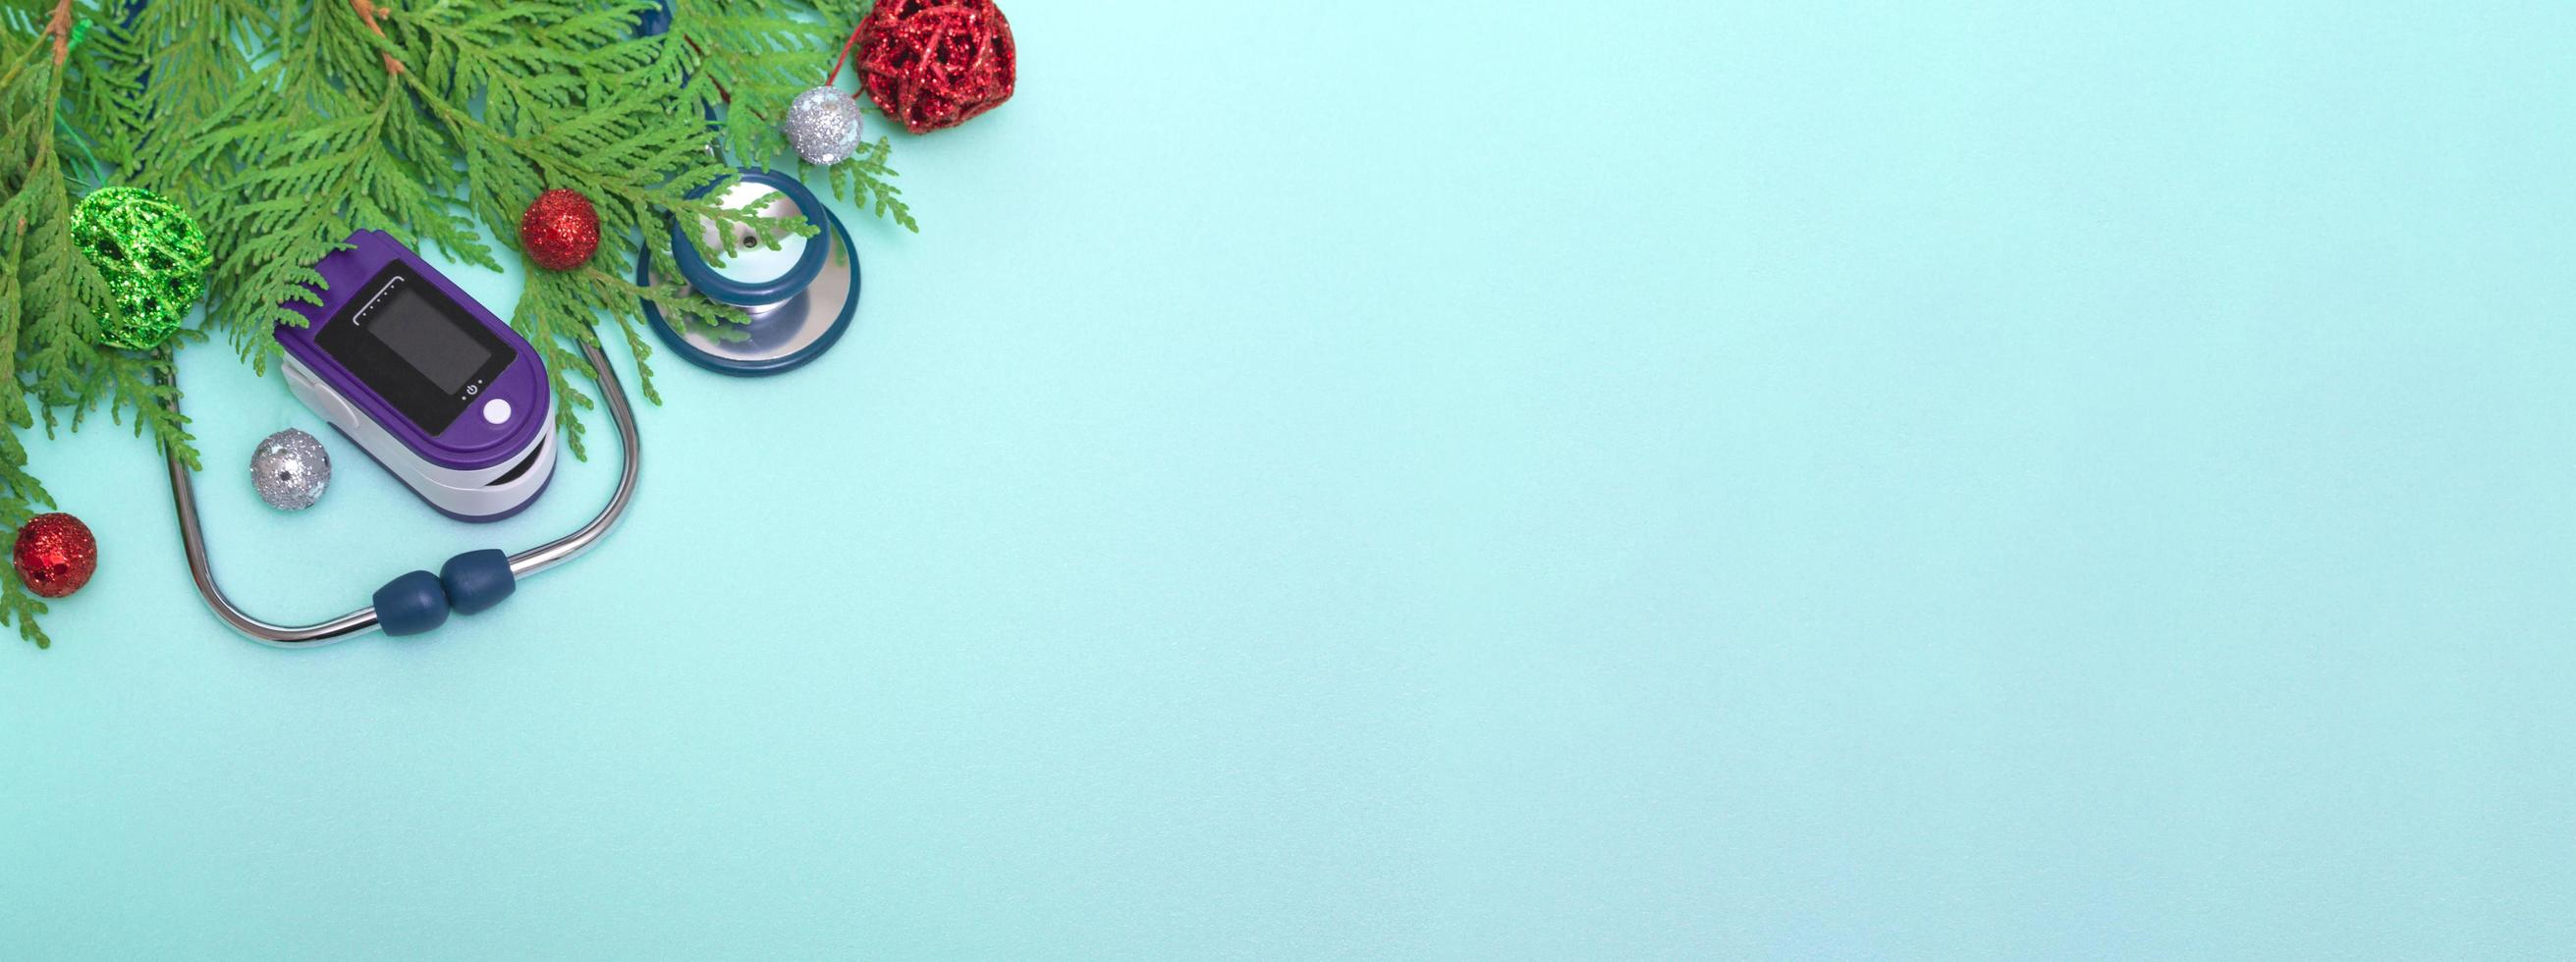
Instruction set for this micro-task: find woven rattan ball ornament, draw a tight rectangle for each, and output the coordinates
[69,187,211,350]
[853,0,1016,134]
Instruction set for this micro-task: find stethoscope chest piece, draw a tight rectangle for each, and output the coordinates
[638,169,861,376]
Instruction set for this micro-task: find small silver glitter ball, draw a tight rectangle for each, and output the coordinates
[783,86,863,165]
[250,428,331,511]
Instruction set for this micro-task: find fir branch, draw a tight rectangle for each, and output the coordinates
[686,1,915,231]
[121,0,881,445]
[346,0,403,76]
[40,0,67,65]
[1,0,924,646]
[0,10,197,646]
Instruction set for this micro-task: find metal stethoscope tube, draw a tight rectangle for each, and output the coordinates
[160,340,641,647]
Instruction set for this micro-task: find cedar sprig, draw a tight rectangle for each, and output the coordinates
[0,0,916,646]
[119,0,900,459]
[0,1,196,648]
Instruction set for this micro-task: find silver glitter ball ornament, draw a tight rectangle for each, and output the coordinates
[783,86,863,165]
[250,428,331,511]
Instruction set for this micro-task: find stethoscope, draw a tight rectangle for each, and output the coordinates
[640,169,862,376]
[634,0,862,378]
[131,0,611,648]
[160,341,640,647]
[165,205,852,646]
[161,2,859,647]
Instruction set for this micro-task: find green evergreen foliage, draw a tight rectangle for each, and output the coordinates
[0,0,908,647]
[2,0,197,648]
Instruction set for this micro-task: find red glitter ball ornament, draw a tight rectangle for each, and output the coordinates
[519,188,601,272]
[854,0,1016,134]
[12,512,96,600]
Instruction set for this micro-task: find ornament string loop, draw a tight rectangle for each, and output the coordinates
[826,24,866,92]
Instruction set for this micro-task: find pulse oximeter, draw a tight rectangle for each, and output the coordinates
[275,230,556,521]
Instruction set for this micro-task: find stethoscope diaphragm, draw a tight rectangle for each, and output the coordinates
[638,169,861,377]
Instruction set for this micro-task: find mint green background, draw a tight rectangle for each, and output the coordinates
[8,1,2575,957]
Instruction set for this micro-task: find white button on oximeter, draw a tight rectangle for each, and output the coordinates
[482,399,512,425]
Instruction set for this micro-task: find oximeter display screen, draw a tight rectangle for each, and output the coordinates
[369,286,491,393]
[315,262,517,436]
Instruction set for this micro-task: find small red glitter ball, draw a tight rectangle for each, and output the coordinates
[519,188,601,272]
[12,512,96,600]
[855,0,1016,134]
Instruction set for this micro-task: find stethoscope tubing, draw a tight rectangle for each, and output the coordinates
[159,339,642,647]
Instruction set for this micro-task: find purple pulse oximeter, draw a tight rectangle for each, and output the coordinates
[274,230,556,521]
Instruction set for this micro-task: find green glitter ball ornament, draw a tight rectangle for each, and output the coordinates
[69,187,211,351]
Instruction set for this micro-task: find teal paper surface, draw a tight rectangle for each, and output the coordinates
[8,2,2574,956]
